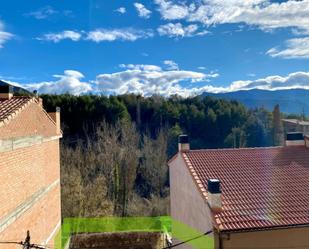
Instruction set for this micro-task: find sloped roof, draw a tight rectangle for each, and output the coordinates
[0,96,59,139]
[180,146,309,232]
[0,97,33,125]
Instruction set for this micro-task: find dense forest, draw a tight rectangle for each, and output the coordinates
[41,94,288,218]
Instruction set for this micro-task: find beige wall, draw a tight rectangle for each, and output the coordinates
[221,226,309,249]
[169,154,214,249]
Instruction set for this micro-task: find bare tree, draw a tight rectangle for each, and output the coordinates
[61,119,169,218]
[139,129,168,197]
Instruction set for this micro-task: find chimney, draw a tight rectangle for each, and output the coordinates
[285,132,305,146]
[48,107,61,135]
[178,134,190,152]
[0,84,13,100]
[207,179,222,213]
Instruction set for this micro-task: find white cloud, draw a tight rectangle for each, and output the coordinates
[38,28,154,43]
[95,63,217,96]
[86,28,153,42]
[145,71,309,95]
[115,7,126,14]
[25,6,58,19]
[38,30,82,42]
[0,21,13,48]
[24,70,92,95]
[155,0,190,20]
[267,37,309,59]
[215,71,309,93]
[119,64,162,71]
[155,0,309,33]
[94,68,309,96]
[13,69,309,97]
[164,60,179,70]
[134,3,152,18]
[157,23,209,37]
[0,31,13,48]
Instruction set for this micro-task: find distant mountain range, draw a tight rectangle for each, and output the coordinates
[202,89,309,115]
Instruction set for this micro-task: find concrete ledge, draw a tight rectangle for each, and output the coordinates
[0,135,62,152]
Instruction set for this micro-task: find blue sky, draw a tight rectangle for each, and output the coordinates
[0,0,309,96]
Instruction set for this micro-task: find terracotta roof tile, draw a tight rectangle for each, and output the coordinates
[0,97,59,139]
[183,146,309,232]
[0,97,32,125]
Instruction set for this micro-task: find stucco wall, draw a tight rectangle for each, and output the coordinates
[221,226,309,249]
[169,153,214,249]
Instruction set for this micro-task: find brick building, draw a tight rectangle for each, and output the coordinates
[169,134,309,249]
[0,82,62,248]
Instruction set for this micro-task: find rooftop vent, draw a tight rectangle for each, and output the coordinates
[178,134,190,152]
[207,179,222,213]
[285,132,305,146]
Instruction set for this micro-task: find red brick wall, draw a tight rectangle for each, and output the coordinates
[0,139,61,248]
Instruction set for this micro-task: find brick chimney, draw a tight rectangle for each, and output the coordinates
[178,135,190,152]
[0,84,13,100]
[207,179,222,213]
[285,132,305,146]
[48,107,61,135]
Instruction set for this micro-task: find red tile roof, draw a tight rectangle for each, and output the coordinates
[181,146,309,232]
[0,96,59,139]
[0,97,33,124]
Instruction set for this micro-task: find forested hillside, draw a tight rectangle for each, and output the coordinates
[41,94,281,218]
[42,94,277,151]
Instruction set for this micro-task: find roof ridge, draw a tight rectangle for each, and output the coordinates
[40,106,59,129]
[185,146,285,153]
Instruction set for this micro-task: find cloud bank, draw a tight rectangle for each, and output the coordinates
[6,69,309,97]
[95,64,214,96]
